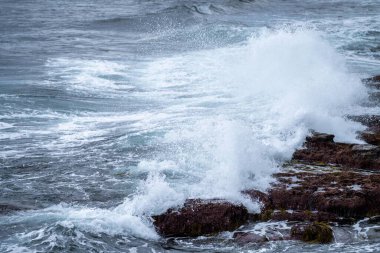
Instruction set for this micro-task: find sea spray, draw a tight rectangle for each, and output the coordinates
[220,29,367,143]
[129,28,368,215]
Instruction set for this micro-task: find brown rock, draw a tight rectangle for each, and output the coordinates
[360,131,380,146]
[348,115,380,128]
[270,210,338,222]
[347,115,380,146]
[269,186,312,211]
[363,75,380,89]
[271,171,380,219]
[152,199,248,237]
[233,232,268,244]
[292,132,380,170]
[245,169,380,222]
[291,222,333,244]
[368,215,380,224]
[243,189,272,210]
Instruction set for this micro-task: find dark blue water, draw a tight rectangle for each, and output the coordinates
[1,0,380,252]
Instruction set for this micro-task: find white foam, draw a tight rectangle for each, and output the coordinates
[4,173,186,241]
[141,29,367,143]
[7,206,157,241]
[222,29,366,140]
[45,58,134,94]
[0,122,13,129]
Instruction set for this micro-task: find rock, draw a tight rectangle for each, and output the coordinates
[363,75,380,89]
[369,75,380,82]
[270,210,338,223]
[153,129,380,239]
[360,131,380,146]
[292,132,380,170]
[290,222,333,243]
[306,132,335,143]
[245,170,380,222]
[352,144,378,151]
[233,232,268,244]
[347,115,380,146]
[348,115,380,128]
[271,171,380,219]
[152,199,249,237]
[368,215,380,224]
[243,189,272,210]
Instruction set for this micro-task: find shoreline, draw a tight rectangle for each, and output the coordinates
[152,75,380,244]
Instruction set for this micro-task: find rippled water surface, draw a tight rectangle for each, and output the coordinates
[1,0,380,252]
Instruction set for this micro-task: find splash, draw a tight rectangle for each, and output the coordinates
[128,28,367,214]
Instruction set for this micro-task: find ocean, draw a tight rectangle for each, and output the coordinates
[0,0,379,252]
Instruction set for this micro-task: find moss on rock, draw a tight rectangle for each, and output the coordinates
[291,222,333,244]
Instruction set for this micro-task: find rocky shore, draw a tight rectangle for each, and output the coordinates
[152,75,380,245]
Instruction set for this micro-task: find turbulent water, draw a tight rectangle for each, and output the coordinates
[1,0,380,252]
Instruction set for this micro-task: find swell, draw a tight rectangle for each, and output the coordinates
[91,1,258,30]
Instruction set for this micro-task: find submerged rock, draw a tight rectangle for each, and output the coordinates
[233,232,268,244]
[290,222,333,244]
[292,132,380,170]
[152,199,248,237]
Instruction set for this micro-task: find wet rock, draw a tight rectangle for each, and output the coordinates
[347,115,380,146]
[306,132,335,143]
[290,222,333,244]
[246,170,380,222]
[153,199,249,237]
[360,131,380,146]
[348,115,380,128]
[270,210,338,223]
[292,132,380,170]
[271,171,380,219]
[243,189,272,210]
[363,75,380,89]
[368,215,380,224]
[233,232,268,244]
[352,144,378,151]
